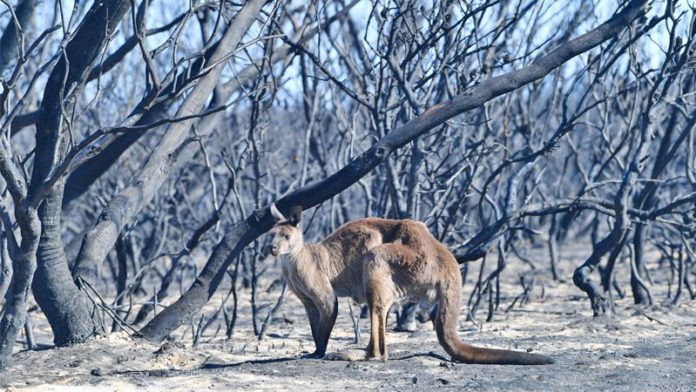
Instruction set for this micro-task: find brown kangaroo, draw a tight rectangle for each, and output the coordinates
[267,204,553,365]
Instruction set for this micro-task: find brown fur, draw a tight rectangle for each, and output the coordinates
[268,210,553,365]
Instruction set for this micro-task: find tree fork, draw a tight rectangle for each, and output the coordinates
[32,180,103,345]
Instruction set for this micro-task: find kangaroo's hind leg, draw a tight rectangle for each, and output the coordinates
[363,248,397,361]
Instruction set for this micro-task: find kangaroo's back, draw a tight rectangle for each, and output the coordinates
[320,218,424,300]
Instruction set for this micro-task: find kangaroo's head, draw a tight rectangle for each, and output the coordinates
[267,203,303,257]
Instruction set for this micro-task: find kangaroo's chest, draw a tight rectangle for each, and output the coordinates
[282,255,366,303]
[281,259,306,295]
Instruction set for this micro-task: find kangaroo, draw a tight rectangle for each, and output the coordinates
[267,204,553,365]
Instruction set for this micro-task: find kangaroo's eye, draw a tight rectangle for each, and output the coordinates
[284,234,290,240]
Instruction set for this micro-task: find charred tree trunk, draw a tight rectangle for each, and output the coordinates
[573,229,625,316]
[630,226,652,305]
[0,0,38,73]
[32,182,102,345]
[0,210,39,369]
[112,235,128,332]
[548,214,560,281]
[26,0,130,347]
[0,227,13,301]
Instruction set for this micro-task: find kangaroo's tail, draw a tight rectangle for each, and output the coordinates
[435,278,554,365]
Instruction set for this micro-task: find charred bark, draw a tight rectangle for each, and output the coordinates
[0,0,38,73]
[630,226,653,305]
[32,182,102,346]
[0,208,39,369]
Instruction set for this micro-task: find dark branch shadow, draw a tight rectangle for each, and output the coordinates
[105,356,300,378]
[200,356,299,370]
[389,351,450,362]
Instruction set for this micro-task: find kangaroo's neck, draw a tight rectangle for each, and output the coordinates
[287,241,327,266]
[285,241,340,280]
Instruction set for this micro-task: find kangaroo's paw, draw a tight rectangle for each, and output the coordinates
[366,353,388,361]
[300,351,325,359]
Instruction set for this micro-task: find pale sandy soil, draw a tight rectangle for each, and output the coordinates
[3,247,696,391]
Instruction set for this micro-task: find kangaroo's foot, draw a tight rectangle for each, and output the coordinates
[300,350,325,359]
[366,352,388,361]
[365,342,387,361]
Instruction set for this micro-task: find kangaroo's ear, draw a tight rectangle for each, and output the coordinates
[270,203,287,224]
[287,206,303,226]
